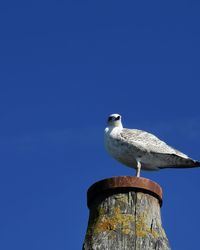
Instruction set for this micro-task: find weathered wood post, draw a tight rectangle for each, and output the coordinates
[83,176,171,250]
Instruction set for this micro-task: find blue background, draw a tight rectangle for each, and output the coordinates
[0,1,200,249]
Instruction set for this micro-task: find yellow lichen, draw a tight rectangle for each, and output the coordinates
[87,205,165,240]
[135,212,160,239]
[122,228,131,234]
[114,193,129,204]
[91,206,134,235]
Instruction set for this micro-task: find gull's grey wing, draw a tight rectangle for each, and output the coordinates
[150,152,200,168]
[120,128,189,158]
[119,128,200,168]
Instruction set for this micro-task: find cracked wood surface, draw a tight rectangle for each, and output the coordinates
[83,191,171,250]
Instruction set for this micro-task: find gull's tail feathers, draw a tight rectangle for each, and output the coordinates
[158,153,200,169]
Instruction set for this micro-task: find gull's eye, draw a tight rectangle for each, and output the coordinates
[108,116,113,122]
[115,116,120,121]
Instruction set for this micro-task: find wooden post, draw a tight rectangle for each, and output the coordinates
[83,176,171,250]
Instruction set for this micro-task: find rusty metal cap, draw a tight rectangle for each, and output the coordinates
[87,176,163,208]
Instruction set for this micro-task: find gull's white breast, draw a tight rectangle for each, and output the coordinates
[104,127,160,170]
[104,127,139,168]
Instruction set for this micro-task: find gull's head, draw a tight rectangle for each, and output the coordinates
[107,113,123,128]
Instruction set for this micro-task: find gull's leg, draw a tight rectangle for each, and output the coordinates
[136,160,141,177]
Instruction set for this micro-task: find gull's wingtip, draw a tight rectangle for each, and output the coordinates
[194,160,200,166]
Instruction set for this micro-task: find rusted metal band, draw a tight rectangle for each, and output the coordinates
[87,176,163,208]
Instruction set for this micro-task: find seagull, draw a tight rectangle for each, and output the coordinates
[104,113,200,177]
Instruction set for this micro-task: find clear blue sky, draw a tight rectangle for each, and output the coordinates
[0,1,200,249]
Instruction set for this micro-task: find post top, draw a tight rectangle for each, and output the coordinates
[87,176,163,208]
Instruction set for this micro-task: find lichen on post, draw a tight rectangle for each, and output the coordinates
[83,176,171,250]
